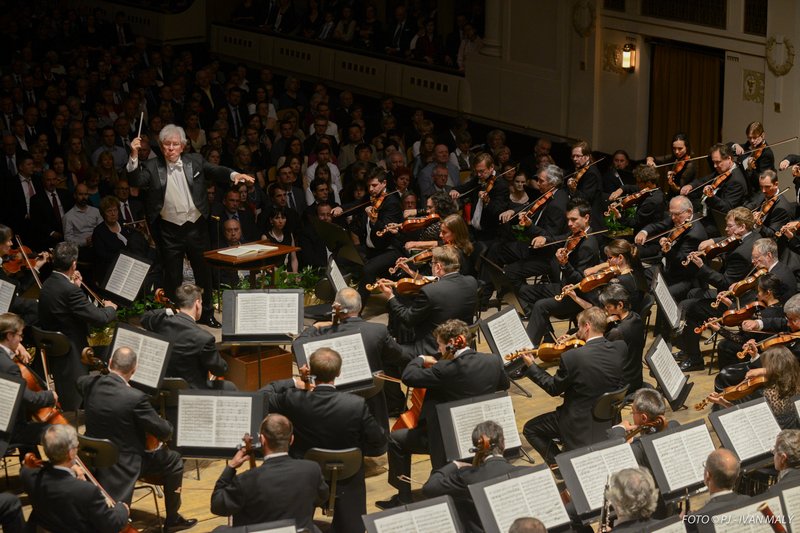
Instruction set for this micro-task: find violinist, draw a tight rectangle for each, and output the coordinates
[517,199,601,324]
[601,284,646,392]
[380,245,478,358]
[745,170,791,238]
[732,121,775,194]
[683,143,747,238]
[398,191,458,253]
[606,165,665,251]
[709,346,800,429]
[264,347,386,533]
[602,149,635,194]
[490,164,569,287]
[523,238,636,350]
[567,140,606,230]
[356,169,403,302]
[0,224,45,326]
[0,312,58,453]
[21,424,130,533]
[377,319,509,510]
[777,153,800,215]
[450,153,504,240]
[635,196,707,302]
[77,347,196,532]
[675,208,760,371]
[608,389,673,466]
[520,307,626,466]
[497,172,531,224]
[646,132,697,198]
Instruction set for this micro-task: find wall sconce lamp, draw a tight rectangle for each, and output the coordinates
[621,43,636,72]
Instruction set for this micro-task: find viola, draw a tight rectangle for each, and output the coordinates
[376,214,440,237]
[703,168,733,197]
[154,288,178,311]
[505,338,585,364]
[681,235,741,266]
[366,276,436,295]
[389,250,433,275]
[694,375,767,410]
[694,301,762,334]
[554,267,622,301]
[672,154,690,175]
[711,268,767,309]
[736,331,800,360]
[604,187,658,218]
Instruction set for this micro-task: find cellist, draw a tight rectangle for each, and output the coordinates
[0,312,58,454]
[377,319,509,510]
[21,424,130,533]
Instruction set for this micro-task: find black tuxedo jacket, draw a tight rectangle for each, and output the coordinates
[697,231,759,291]
[525,187,570,241]
[38,272,116,410]
[746,192,792,240]
[117,197,145,225]
[0,353,55,455]
[22,464,129,533]
[211,204,260,243]
[606,311,645,391]
[211,455,328,530]
[0,173,41,239]
[701,166,748,213]
[388,272,478,356]
[687,491,750,532]
[526,337,626,450]
[140,308,228,389]
[570,165,606,229]
[29,188,72,248]
[642,218,708,284]
[423,457,535,533]
[617,189,665,232]
[128,152,237,225]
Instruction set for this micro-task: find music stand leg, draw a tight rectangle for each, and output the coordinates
[510,379,532,398]
[520,447,536,464]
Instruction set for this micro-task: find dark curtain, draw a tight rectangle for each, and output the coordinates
[648,41,724,176]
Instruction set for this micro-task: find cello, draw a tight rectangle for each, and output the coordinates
[14,351,70,426]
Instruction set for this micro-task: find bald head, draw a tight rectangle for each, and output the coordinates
[704,448,740,492]
[334,287,362,316]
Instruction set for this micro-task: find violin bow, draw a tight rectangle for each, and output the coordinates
[456,164,518,199]
[503,188,558,225]
[739,136,798,158]
[538,229,609,248]
[651,153,708,169]
[642,217,703,244]
[564,156,606,181]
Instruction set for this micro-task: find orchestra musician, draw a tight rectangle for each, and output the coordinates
[422,421,534,533]
[566,140,606,231]
[21,424,130,533]
[521,307,626,466]
[605,468,660,532]
[765,430,800,492]
[608,389,672,466]
[777,153,800,216]
[139,283,235,390]
[38,241,117,412]
[0,223,47,326]
[0,312,57,454]
[450,152,505,241]
[397,191,458,253]
[731,121,775,194]
[263,347,386,533]
[600,284,646,392]
[128,125,256,328]
[0,492,23,533]
[745,170,791,239]
[517,199,601,329]
[606,165,665,256]
[646,132,697,198]
[77,347,196,532]
[210,414,328,531]
[686,449,748,527]
[674,207,761,371]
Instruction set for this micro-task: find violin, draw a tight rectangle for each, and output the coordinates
[681,235,741,266]
[624,415,667,441]
[376,214,440,237]
[23,453,138,533]
[389,250,433,275]
[753,188,788,226]
[368,192,388,223]
[736,331,800,360]
[694,375,767,410]
[558,230,586,259]
[554,266,622,301]
[777,220,800,238]
[366,276,436,295]
[504,338,585,364]
[660,223,692,252]
[711,268,767,309]
[509,189,555,225]
[241,433,258,469]
[604,187,658,218]
[694,301,762,334]
[747,146,764,170]
[703,168,733,197]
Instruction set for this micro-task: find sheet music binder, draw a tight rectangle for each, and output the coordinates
[777,479,800,533]
[292,330,374,392]
[436,391,522,462]
[100,251,152,303]
[109,322,172,394]
[555,438,637,521]
[640,419,715,501]
[174,389,265,458]
[644,336,693,411]
[222,289,304,342]
[695,493,786,533]
[652,269,682,331]
[468,464,571,533]
[0,374,25,435]
[0,278,17,314]
[362,495,463,533]
[479,306,533,373]
[708,396,781,470]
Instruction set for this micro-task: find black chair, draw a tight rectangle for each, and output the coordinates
[592,385,630,426]
[304,447,362,518]
[77,434,163,531]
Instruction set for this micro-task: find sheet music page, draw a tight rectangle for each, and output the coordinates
[651,424,715,491]
[654,272,680,329]
[214,396,253,448]
[176,395,217,447]
[711,496,783,533]
[649,338,685,400]
[449,402,486,459]
[373,512,416,533]
[264,293,300,334]
[329,260,347,293]
[484,477,526,532]
[113,328,169,390]
[480,396,522,449]
[409,502,458,532]
[0,376,20,433]
[778,484,800,529]
[746,402,782,452]
[486,310,533,357]
[235,293,270,333]
[484,469,569,532]
[572,443,638,511]
[718,403,779,461]
[300,333,372,387]
[105,254,149,301]
[0,279,14,313]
